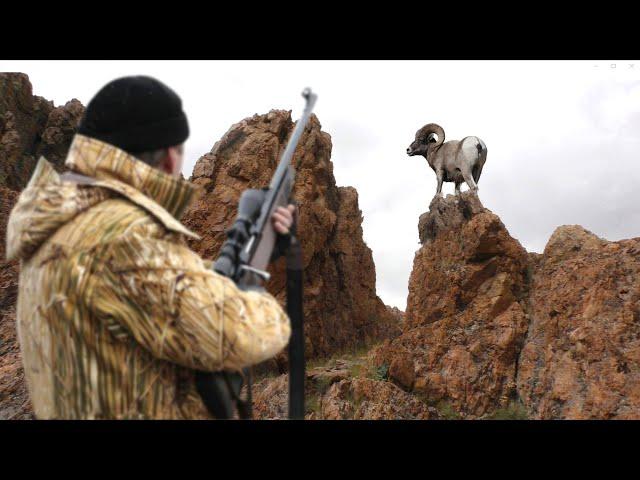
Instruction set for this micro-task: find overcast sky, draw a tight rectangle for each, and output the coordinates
[3,60,639,309]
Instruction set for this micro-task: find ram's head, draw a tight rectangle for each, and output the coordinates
[406,123,445,156]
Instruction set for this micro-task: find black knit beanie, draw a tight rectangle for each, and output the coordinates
[77,76,189,153]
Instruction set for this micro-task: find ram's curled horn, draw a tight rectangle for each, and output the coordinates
[418,123,445,147]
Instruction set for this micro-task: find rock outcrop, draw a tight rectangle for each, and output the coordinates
[0,73,84,190]
[251,354,440,420]
[321,378,438,420]
[373,192,530,418]
[182,110,398,360]
[517,226,640,419]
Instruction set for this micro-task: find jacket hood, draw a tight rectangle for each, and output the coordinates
[6,135,200,262]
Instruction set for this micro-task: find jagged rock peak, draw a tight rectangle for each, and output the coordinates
[182,109,398,360]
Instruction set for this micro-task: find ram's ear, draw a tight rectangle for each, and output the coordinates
[427,133,436,143]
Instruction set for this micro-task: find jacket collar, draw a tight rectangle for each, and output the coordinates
[65,134,200,239]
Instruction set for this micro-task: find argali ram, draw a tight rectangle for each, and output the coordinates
[407,123,487,198]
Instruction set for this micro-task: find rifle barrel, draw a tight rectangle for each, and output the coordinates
[269,89,318,189]
[246,89,317,263]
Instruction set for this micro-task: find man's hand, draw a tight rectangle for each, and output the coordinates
[268,204,297,264]
[272,204,296,235]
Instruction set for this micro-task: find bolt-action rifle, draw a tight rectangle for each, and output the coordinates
[195,88,317,420]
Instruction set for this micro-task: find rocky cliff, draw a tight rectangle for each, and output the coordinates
[182,110,398,361]
[518,226,640,419]
[369,192,640,419]
[371,191,531,418]
[0,73,84,190]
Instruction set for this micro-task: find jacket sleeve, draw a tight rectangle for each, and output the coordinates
[85,232,291,372]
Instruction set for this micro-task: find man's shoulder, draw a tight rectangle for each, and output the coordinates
[39,196,209,276]
[49,196,171,251]
[89,178,200,241]
[76,200,211,276]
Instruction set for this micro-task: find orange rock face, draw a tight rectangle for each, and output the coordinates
[517,226,640,419]
[373,191,530,418]
[182,110,398,359]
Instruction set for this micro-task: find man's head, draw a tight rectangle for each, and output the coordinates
[78,76,189,177]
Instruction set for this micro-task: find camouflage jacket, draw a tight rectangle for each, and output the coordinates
[5,134,290,419]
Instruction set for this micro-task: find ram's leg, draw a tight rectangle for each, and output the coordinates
[455,181,462,195]
[435,171,444,197]
[461,168,478,192]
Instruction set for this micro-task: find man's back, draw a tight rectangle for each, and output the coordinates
[7,135,290,419]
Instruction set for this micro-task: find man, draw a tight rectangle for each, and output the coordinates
[6,76,295,419]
